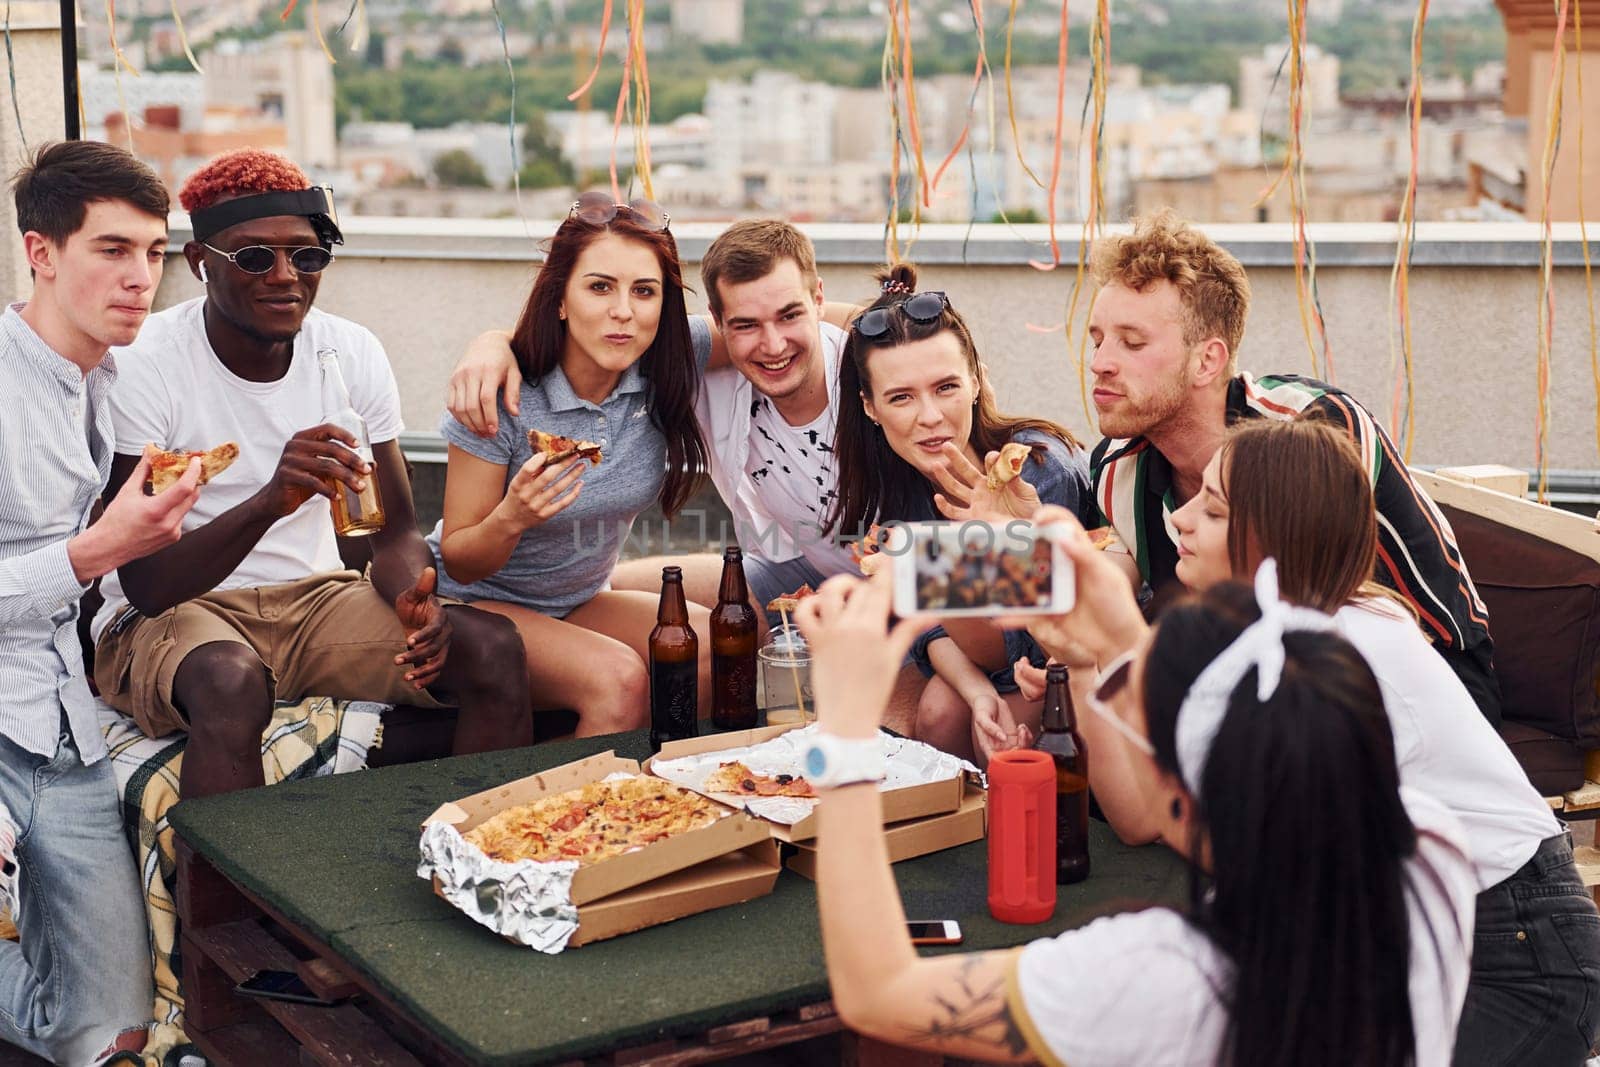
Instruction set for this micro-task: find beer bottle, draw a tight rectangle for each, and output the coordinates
[649,566,699,752]
[1034,664,1090,884]
[710,546,760,731]
[318,347,386,536]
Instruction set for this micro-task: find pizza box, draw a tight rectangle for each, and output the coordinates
[784,780,987,881]
[420,751,774,908]
[567,838,780,947]
[644,724,967,844]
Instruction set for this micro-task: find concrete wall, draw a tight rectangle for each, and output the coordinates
[146,219,1600,474]
[0,3,68,300]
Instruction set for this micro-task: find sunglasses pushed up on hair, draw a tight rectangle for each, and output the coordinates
[851,290,951,342]
[568,191,671,232]
[202,242,334,276]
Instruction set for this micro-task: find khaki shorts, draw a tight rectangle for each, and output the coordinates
[94,570,447,739]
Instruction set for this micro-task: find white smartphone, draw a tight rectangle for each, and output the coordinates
[907,920,964,945]
[888,520,1074,618]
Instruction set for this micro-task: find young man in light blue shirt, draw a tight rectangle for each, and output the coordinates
[2,141,203,1064]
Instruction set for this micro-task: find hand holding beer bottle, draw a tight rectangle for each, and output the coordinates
[253,422,370,519]
[318,347,386,536]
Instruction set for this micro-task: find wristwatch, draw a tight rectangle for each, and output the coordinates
[802,732,887,789]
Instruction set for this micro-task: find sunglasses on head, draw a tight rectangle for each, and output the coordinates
[852,290,951,342]
[1083,651,1157,755]
[569,191,671,232]
[202,242,334,276]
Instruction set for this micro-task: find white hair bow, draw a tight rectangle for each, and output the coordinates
[1173,559,1336,797]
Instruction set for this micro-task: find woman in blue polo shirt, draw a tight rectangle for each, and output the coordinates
[426,193,710,737]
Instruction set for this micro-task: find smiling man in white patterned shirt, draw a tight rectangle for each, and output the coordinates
[1,142,204,1064]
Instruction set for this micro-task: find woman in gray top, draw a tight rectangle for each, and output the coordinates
[427,194,710,736]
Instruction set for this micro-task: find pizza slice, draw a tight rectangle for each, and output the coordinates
[984,442,1034,492]
[765,584,816,614]
[143,441,239,495]
[701,760,818,799]
[528,428,603,467]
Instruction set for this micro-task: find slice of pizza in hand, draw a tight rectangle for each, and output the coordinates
[527,428,603,467]
[765,583,816,614]
[984,442,1034,492]
[701,760,819,799]
[143,441,239,495]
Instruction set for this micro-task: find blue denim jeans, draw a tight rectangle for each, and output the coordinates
[1452,828,1600,1067]
[0,724,151,1064]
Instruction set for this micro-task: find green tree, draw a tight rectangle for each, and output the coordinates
[433,149,490,188]
[518,110,574,188]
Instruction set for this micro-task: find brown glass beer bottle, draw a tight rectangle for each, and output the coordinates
[649,566,699,752]
[1034,664,1090,884]
[710,546,760,730]
[318,347,385,536]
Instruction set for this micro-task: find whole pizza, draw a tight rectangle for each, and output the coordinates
[463,776,725,865]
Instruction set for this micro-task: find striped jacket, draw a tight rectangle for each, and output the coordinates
[1089,372,1492,654]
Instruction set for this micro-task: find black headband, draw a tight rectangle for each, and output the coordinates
[189,187,345,247]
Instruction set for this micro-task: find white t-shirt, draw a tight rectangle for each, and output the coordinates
[1336,598,1560,889]
[92,298,404,644]
[696,320,856,576]
[1009,789,1477,1067]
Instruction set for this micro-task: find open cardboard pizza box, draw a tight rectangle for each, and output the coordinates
[644,723,968,843]
[421,751,781,947]
[784,778,987,881]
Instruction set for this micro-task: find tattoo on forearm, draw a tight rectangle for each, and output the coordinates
[901,957,1030,1055]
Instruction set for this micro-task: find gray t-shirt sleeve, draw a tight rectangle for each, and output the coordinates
[691,314,714,376]
[439,404,516,465]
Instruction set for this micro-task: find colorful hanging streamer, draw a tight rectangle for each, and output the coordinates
[1533,0,1572,501]
[1387,0,1428,459]
[1577,0,1600,465]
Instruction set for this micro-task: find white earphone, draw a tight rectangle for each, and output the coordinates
[199,262,209,284]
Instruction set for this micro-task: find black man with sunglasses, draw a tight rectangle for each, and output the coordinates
[90,149,533,798]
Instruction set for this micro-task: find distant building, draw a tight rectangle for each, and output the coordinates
[1238,43,1341,124]
[203,35,337,170]
[671,0,744,45]
[705,72,837,173]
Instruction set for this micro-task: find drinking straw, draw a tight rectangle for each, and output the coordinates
[778,607,809,719]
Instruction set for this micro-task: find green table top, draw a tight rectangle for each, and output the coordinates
[170,731,1189,1067]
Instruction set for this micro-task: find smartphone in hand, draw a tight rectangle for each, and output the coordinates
[889,520,1074,618]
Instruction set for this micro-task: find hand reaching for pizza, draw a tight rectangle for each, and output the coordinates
[497,452,585,531]
[255,423,370,518]
[930,442,1042,522]
[394,566,453,689]
[793,569,924,741]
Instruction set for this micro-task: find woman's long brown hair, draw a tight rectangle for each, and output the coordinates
[826,262,1081,537]
[509,211,708,517]
[1219,418,1378,613]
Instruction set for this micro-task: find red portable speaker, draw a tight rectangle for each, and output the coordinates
[986,749,1057,924]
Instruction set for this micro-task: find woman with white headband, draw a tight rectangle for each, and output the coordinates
[794,563,1476,1067]
[1017,417,1597,1066]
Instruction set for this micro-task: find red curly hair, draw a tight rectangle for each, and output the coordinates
[179,149,309,214]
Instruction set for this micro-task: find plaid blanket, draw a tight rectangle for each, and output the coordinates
[98,697,385,1067]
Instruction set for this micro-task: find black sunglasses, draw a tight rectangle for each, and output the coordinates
[569,191,671,232]
[852,291,951,341]
[202,242,334,275]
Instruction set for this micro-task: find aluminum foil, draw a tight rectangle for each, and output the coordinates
[650,723,978,825]
[418,819,581,953]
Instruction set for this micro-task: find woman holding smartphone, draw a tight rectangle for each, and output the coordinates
[426,193,710,736]
[794,565,1476,1067]
[827,263,1093,765]
[1017,417,1598,1066]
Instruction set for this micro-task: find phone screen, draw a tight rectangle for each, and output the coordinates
[906,920,962,943]
[892,520,1073,618]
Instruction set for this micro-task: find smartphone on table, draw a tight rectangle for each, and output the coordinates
[888,520,1074,619]
[235,968,339,1006]
[907,920,964,945]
